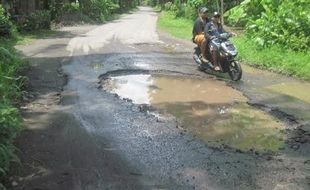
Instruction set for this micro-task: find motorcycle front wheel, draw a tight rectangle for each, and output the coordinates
[228,61,242,81]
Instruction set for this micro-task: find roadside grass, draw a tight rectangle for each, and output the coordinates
[16,29,59,45]
[231,36,310,80]
[0,37,24,186]
[158,11,193,40]
[157,11,310,80]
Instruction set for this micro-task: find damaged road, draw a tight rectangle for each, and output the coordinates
[9,7,309,190]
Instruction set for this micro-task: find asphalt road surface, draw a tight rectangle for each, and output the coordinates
[10,7,309,190]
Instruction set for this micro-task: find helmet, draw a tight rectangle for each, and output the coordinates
[213,12,221,17]
[199,7,208,14]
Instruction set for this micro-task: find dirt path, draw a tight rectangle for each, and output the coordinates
[8,7,309,190]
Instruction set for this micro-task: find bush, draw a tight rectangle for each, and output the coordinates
[17,10,51,31]
[0,5,11,37]
[164,2,178,13]
[184,5,196,20]
[224,0,249,27]
[187,0,203,9]
[225,0,310,51]
[175,3,186,17]
[0,43,23,188]
[164,2,173,11]
[0,46,24,101]
[146,0,157,7]
[0,103,21,176]
[164,2,196,21]
[246,0,310,51]
[63,2,80,14]
[54,2,93,25]
[80,0,120,21]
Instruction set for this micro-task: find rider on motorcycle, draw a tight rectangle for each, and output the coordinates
[192,7,209,63]
[205,12,235,71]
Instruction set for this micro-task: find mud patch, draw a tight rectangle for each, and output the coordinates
[101,73,286,152]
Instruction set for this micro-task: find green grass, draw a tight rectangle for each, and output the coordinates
[158,11,193,40]
[157,11,310,80]
[231,36,310,80]
[0,38,23,186]
[16,29,58,45]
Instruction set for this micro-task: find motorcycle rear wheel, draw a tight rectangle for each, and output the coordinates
[228,61,242,81]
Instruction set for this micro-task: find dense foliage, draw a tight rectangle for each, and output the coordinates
[6,0,140,31]
[225,0,310,51]
[78,0,120,21]
[17,10,51,31]
[0,6,23,188]
[149,0,242,20]
[0,44,23,188]
[0,42,23,190]
[0,5,11,37]
[74,0,139,21]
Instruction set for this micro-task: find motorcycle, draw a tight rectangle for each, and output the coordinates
[193,33,242,81]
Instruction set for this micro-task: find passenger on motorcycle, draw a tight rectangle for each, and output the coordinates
[205,12,235,71]
[192,7,209,63]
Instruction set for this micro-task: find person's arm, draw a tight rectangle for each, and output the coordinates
[196,19,204,34]
[204,23,212,40]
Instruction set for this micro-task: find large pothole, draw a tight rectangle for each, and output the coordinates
[100,71,286,152]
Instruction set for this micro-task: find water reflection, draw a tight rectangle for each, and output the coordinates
[103,74,285,152]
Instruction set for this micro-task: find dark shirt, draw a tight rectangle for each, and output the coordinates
[204,21,225,40]
[192,17,209,38]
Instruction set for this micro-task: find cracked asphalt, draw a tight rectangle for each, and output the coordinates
[9,7,309,190]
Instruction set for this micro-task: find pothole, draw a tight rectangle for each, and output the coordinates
[100,72,286,152]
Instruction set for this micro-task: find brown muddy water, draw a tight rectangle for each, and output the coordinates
[266,82,310,104]
[102,74,285,152]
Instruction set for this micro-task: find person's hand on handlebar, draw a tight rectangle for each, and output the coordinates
[210,36,216,40]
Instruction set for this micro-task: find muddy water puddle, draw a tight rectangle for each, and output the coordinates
[266,82,310,104]
[102,74,285,152]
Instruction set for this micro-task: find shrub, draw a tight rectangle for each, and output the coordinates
[187,0,203,9]
[164,2,173,11]
[184,5,196,20]
[0,103,21,176]
[0,44,23,188]
[175,3,186,17]
[224,0,249,27]
[246,0,310,51]
[63,2,80,14]
[164,2,178,13]
[80,0,120,21]
[225,0,310,51]
[0,46,24,100]
[146,0,157,7]
[0,5,11,37]
[163,2,196,21]
[17,10,51,31]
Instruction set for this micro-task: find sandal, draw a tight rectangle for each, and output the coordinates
[201,57,209,63]
[214,66,221,71]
